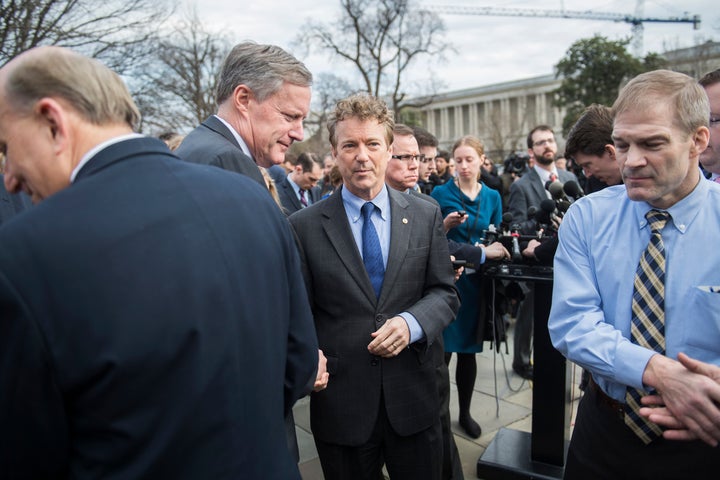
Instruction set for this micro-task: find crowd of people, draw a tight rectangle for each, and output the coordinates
[0,40,719,480]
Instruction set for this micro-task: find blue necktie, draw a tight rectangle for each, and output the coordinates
[361,202,385,298]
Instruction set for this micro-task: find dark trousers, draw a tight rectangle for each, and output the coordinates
[437,359,464,479]
[315,398,443,480]
[566,381,720,479]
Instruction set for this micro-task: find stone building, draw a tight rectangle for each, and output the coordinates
[417,41,720,161]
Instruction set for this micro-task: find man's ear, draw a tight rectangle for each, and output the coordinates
[605,144,616,161]
[690,127,710,157]
[35,98,68,154]
[233,85,252,115]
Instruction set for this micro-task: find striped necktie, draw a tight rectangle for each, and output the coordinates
[624,209,670,444]
[299,189,308,207]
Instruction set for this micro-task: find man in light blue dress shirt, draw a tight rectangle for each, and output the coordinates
[549,70,720,478]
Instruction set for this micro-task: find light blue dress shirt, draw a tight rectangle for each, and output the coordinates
[549,179,720,402]
[341,186,425,343]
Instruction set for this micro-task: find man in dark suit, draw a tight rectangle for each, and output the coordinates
[277,151,322,215]
[0,173,31,226]
[174,41,317,460]
[175,41,312,188]
[0,46,319,480]
[507,125,578,380]
[289,94,459,479]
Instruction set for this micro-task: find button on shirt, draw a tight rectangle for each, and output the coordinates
[341,186,425,342]
[549,180,720,402]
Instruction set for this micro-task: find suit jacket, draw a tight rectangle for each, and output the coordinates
[289,186,459,446]
[175,115,266,188]
[0,138,318,480]
[277,175,321,216]
[0,174,31,227]
[507,167,577,232]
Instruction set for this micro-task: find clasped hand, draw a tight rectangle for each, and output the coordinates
[639,352,720,446]
[368,316,410,358]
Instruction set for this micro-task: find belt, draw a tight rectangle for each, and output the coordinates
[588,376,626,419]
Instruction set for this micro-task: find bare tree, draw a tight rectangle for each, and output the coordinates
[135,9,229,133]
[0,0,172,73]
[294,0,452,117]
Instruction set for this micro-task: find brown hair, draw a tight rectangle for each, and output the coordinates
[327,94,394,148]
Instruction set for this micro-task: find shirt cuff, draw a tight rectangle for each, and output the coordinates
[398,312,425,343]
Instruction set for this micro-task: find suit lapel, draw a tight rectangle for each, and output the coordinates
[527,168,548,205]
[379,189,411,307]
[202,116,241,149]
[321,190,377,305]
[281,178,302,212]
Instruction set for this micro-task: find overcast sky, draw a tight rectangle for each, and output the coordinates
[193,0,718,95]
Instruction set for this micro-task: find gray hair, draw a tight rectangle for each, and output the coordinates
[612,69,709,135]
[5,46,140,129]
[215,41,312,105]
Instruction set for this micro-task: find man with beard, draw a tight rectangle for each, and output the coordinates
[700,69,720,182]
[507,125,577,380]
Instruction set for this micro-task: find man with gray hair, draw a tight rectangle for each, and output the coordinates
[0,46,319,479]
[549,70,720,477]
[176,41,312,187]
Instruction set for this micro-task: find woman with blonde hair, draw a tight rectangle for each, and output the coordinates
[431,135,506,438]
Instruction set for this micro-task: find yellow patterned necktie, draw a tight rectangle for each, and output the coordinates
[624,209,671,444]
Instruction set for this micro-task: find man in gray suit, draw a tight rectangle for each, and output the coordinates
[175,41,312,188]
[277,151,322,215]
[507,125,579,380]
[289,94,459,479]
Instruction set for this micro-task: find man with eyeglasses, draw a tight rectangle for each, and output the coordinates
[507,125,578,380]
[700,69,720,182]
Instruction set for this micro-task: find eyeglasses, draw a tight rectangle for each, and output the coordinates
[533,138,556,147]
[391,154,425,163]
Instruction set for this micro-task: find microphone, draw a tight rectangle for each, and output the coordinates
[563,180,585,200]
[501,212,513,233]
[536,199,556,225]
[547,181,566,200]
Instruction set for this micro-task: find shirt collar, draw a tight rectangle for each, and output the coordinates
[341,184,390,224]
[70,133,143,183]
[534,164,558,184]
[214,115,253,160]
[633,176,707,235]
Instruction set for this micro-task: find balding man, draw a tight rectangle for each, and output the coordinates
[0,47,318,479]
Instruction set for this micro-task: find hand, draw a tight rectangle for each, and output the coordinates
[484,241,510,261]
[313,349,329,392]
[550,213,562,231]
[639,353,720,446]
[522,239,541,258]
[450,255,463,282]
[368,316,410,358]
[443,211,467,231]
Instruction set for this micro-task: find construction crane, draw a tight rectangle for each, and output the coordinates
[427,3,701,57]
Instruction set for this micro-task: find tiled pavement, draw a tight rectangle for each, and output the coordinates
[295,325,584,479]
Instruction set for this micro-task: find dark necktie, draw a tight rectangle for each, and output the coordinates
[361,202,385,298]
[624,209,671,444]
[299,189,308,207]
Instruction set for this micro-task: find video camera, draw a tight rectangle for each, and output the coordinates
[503,151,529,176]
